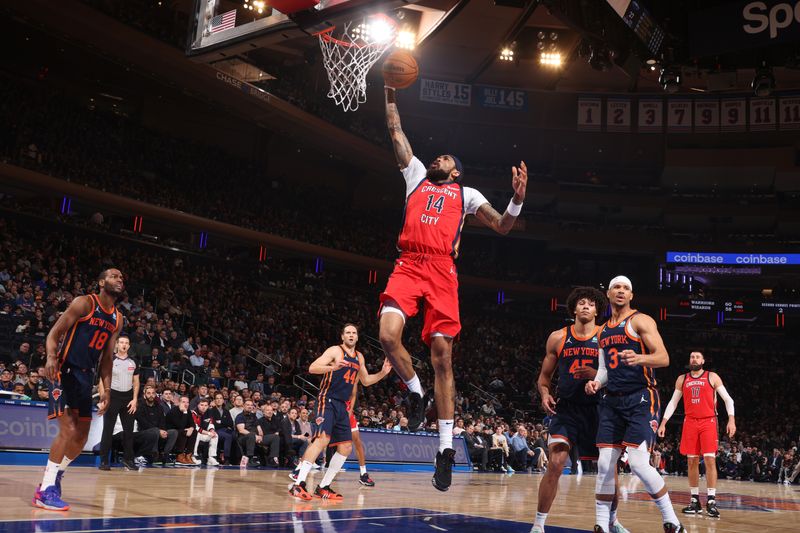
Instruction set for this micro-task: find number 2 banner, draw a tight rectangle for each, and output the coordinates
[638,99,663,133]
[577,97,602,131]
[667,100,692,132]
[606,98,631,132]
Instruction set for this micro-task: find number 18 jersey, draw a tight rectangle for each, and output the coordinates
[59,294,122,370]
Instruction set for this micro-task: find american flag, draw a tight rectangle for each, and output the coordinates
[209,9,237,33]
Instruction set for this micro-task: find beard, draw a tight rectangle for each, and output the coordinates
[689,363,702,371]
[426,167,451,183]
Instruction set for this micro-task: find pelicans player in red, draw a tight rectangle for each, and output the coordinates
[34,268,124,511]
[382,82,527,492]
[289,324,391,501]
[658,351,736,518]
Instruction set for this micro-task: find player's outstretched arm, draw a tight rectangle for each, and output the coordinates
[385,88,413,168]
[537,330,562,416]
[358,354,392,387]
[710,372,736,438]
[43,295,93,382]
[309,346,346,375]
[658,375,685,437]
[474,161,527,235]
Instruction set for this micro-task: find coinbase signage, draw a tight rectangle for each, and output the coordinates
[352,428,469,465]
[0,400,103,451]
[666,251,800,265]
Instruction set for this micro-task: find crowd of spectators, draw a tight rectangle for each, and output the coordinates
[0,211,797,480]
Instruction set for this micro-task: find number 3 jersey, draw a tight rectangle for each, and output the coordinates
[396,157,488,258]
[318,346,361,403]
[59,293,122,370]
[598,311,656,395]
[557,325,600,404]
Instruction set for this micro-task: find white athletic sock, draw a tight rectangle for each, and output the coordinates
[403,374,424,396]
[59,455,73,472]
[707,488,716,498]
[533,511,548,529]
[41,460,60,490]
[359,465,367,476]
[296,460,314,484]
[595,500,612,531]
[690,486,699,496]
[320,452,347,488]
[438,419,454,452]
[654,493,680,526]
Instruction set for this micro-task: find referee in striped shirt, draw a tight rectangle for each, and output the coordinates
[98,334,139,470]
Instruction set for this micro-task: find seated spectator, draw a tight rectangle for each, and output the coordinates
[234,372,248,391]
[166,395,199,466]
[235,399,263,468]
[508,426,537,471]
[189,384,209,411]
[191,398,220,466]
[109,416,158,467]
[0,369,14,391]
[464,422,489,471]
[393,416,409,432]
[249,373,266,394]
[209,392,236,464]
[135,384,178,465]
[490,425,513,473]
[24,369,43,399]
[12,382,30,399]
[257,403,283,468]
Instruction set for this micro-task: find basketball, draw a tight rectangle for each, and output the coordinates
[382,50,419,89]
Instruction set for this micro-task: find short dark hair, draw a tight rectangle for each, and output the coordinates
[566,286,608,317]
[98,268,119,281]
[341,323,359,335]
[198,398,209,404]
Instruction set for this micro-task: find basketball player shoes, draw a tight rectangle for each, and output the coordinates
[359,473,375,487]
[314,485,344,501]
[407,392,426,431]
[432,448,456,491]
[32,484,70,511]
[682,495,702,514]
[663,523,685,532]
[706,498,720,518]
[288,482,312,501]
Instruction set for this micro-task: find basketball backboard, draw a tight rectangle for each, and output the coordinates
[187,0,457,63]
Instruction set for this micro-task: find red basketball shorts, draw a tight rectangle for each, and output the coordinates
[680,416,718,456]
[379,252,460,345]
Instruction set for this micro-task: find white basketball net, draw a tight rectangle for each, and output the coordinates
[317,15,397,112]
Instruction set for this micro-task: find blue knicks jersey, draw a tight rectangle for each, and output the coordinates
[557,325,600,404]
[318,347,361,402]
[598,311,656,394]
[59,294,121,370]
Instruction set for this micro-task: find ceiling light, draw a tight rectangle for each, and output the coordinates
[540,52,562,68]
[395,30,416,50]
[499,47,515,61]
[751,63,775,97]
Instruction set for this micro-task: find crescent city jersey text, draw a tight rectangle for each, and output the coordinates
[59,294,121,370]
[318,347,361,403]
[682,370,717,419]
[597,311,656,394]
[397,157,489,258]
[557,325,601,404]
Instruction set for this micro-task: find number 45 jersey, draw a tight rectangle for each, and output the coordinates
[557,325,601,404]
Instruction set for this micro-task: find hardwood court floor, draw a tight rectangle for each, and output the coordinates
[1,465,798,532]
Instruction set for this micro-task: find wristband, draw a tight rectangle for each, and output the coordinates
[507,198,523,217]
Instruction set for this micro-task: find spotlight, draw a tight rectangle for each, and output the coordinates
[499,46,515,61]
[659,66,681,93]
[539,52,562,68]
[395,30,416,50]
[751,64,775,97]
[367,17,394,44]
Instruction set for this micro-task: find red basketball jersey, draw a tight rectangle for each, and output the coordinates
[397,179,466,257]
[682,371,716,418]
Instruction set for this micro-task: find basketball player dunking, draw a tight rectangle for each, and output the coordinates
[381,84,527,492]
[585,276,684,533]
[533,287,629,533]
[289,324,391,501]
[658,351,736,518]
[33,268,124,511]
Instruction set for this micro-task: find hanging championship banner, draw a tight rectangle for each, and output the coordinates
[778,96,800,130]
[606,98,631,132]
[720,98,747,132]
[667,100,692,132]
[637,99,663,133]
[694,99,719,132]
[419,79,471,107]
[577,97,602,131]
[749,97,776,131]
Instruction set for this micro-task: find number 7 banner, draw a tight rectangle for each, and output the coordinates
[667,100,692,132]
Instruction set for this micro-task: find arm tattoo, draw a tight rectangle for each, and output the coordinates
[386,99,413,167]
